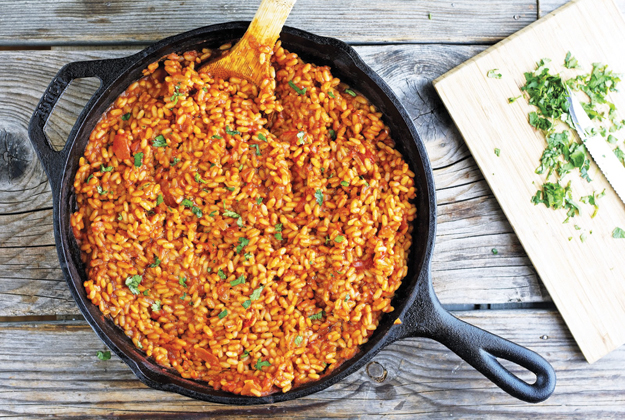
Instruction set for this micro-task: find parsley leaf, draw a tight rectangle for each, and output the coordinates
[492,248,498,255]
[340,181,349,187]
[256,197,263,205]
[244,252,252,261]
[275,223,283,232]
[275,232,283,240]
[328,129,336,140]
[345,88,357,96]
[171,157,180,166]
[258,133,267,142]
[230,275,246,286]
[235,237,250,254]
[580,189,605,218]
[97,350,111,361]
[250,285,264,301]
[179,276,187,287]
[191,206,203,218]
[237,217,244,228]
[315,189,324,206]
[218,309,228,319]
[170,85,183,105]
[125,275,142,295]
[288,80,306,95]
[86,174,94,183]
[181,198,193,207]
[223,210,240,218]
[156,194,164,206]
[494,148,501,157]
[225,126,241,136]
[334,235,345,243]
[328,91,335,98]
[151,300,161,311]
[217,269,227,280]
[121,113,131,121]
[294,335,303,346]
[487,69,502,79]
[149,256,161,268]
[211,134,223,139]
[252,144,261,156]
[613,227,625,238]
[134,152,144,167]
[255,357,271,370]
[308,310,325,320]
[529,111,553,131]
[101,164,113,172]
[209,210,218,217]
[615,146,625,166]
[564,51,579,69]
[297,131,306,145]
[242,300,252,309]
[195,173,207,184]
[152,135,167,147]
[508,95,522,103]
[96,185,108,195]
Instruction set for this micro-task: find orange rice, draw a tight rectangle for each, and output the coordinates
[70,41,417,396]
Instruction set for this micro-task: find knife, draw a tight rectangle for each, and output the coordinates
[566,87,625,204]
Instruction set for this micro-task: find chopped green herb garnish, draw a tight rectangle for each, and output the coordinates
[607,134,619,144]
[230,275,246,287]
[242,300,252,309]
[508,95,522,103]
[149,256,161,268]
[134,152,144,167]
[334,235,345,243]
[252,144,261,156]
[97,350,111,361]
[226,186,235,192]
[209,210,217,217]
[296,131,306,145]
[487,69,502,79]
[151,300,161,311]
[531,181,580,221]
[121,113,131,121]
[564,51,579,69]
[237,217,244,228]
[202,87,208,92]
[250,285,264,301]
[255,357,271,370]
[170,85,183,105]
[529,111,553,131]
[86,174,94,183]
[181,199,193,207]
[580,232,587,243]
[492,248,498,255]
[494,148,501,157]
[225,126,241,136]
[428,12,432,20]
[180,292,187,300]
[179,276,187,287]
[345,294,350,302]
[315,189,324,206]
[235,237,250,253]
[152,135,167,147]
[218,309,228,319]
[241,350,250,358]
[217,269,227,280]
[172,157,180,166]
[275,223,283,232]
[223,210,240,218]
[288,80,306,95]
[244,252,252,261]
[191,206,202,218]
[340,180,349,187]
[275,233,283,240]
[613,227,625,238]
[328,129,336,140]
[96,185,108,195]
[258,133,267,142]
[345,88,357,96]
[327,91,335,99]
[117,213,123,221]
[325,236,331,245]
[256,197,263,205]
[211,134,223,139]
[195,173,207,184]
[580,189,605,218]
[294,335,303,346]
[125,275,142,295]
[156,194,164,206]
[615,146,625,166]
[308,310,325,320]
[101,164,113,172]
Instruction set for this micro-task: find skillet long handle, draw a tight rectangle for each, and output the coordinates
[420,307,556,403]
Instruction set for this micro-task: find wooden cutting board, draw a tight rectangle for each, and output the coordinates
[434,0,625,364]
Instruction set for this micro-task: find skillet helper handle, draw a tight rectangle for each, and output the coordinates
[28,57,130,194]
[427,309,556,403]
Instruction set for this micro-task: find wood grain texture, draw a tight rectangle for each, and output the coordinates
[540,0,625,16]
[0,0,537,46]
[1,310,624,418]
[435,0,625,363]
[0,45,550,317]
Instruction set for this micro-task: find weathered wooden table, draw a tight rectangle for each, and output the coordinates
[2,1,625,418]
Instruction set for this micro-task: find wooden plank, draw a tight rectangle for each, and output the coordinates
[0,45,548,317]
[434,0,625,363]
[0,1,537,46]
[540,0,625,16]
[1,310,624,418]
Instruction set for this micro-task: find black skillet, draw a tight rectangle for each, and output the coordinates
[28,22,556,405]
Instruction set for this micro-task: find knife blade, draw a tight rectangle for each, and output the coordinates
[566,87,625,204]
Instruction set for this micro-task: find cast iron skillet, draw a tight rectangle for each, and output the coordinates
[28,22,556,405]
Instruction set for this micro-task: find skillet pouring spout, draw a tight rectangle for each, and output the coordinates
[394,269,556,403]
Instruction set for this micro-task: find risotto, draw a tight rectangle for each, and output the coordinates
[70,40,417,396]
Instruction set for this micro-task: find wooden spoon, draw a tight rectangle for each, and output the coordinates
[201,0,297,86]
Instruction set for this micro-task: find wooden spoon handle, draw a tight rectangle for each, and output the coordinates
[245,0,297,46]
